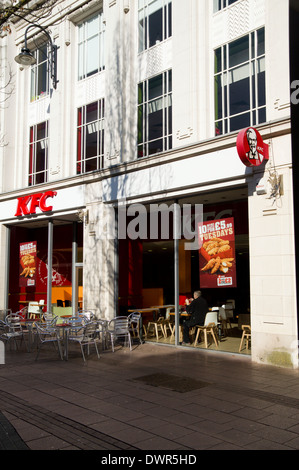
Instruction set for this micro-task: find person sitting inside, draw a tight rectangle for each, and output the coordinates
[182,290,208,345]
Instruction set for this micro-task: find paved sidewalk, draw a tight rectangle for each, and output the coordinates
[1,341,299,451]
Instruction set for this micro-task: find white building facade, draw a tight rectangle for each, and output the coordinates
[0,0,297,368]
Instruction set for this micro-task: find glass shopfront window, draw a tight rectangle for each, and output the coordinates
[118,189,250,355]
[8,222,83,319]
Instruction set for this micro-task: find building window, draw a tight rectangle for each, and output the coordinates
[138,0,172,53]
[77,99,105,174]
[138,70,172,158]
[213,0,239,12]
[214,28,266,136]
[29,121,49,186]
[78,12,105,81]
[30,44,50,102]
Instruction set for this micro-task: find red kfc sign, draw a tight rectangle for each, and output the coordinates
[237,127,269,167]
[15,191,57,216]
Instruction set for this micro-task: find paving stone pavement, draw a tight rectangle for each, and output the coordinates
[1,340,299,453]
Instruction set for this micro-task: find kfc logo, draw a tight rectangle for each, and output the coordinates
[15,191,57,216]
[237,127,269,167]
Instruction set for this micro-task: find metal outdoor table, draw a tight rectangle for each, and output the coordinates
[20,319,41,352]
[56,323,71,360]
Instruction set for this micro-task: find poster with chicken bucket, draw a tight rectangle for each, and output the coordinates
[198,218,236,288]
[19,241,37,287]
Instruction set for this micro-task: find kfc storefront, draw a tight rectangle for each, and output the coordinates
[109,124,297,365]
[0,185,85,317]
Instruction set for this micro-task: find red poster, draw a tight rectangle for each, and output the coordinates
[19,241,37,287]
[198,218,236,288]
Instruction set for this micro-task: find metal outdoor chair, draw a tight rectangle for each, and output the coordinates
[128,312,142,344]
[35,323,63,360]
[0,320,20,349]
[68,321,100,362]
[0,309,12,322]
[107,316,132,352]
[95,319,109,349]
[68,316,86,335]
[5,314,26,350]
[42,312,58,327]
[78,310,95,323]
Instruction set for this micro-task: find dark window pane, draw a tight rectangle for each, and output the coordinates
[168,70,172,92]
[86,126,97,158]
[168,104,172,134]
[229,74,250,115]
[251,32,255,58]
[148,109,163,141]
[138,83,144,104]
[215,121,223,136]
[37,44,47,65]
[86,102,98,123]
[36,147,46,172]
[257,28,265,56]
[252,110,256,126]
[36,122,46,140]
[168,2,172,37]
[229,36,249,68]
[258,67,266,107]
[86,158,98,172]
[215,75,223,120]
[149,75,163,100]
[149,138,163,155]
[37,61,47,96]
[215,48,222,73]
[138,144,144,158]
[149,8,162,47]
[230,112,250,132]
[138,106,144,144]
[35,172,45,185]
[251,63,256,108]
[258,107,266,124]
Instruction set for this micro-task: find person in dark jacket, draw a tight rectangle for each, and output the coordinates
[182,290,208,345]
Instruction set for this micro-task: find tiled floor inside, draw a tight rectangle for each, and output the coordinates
[145,322,251,356]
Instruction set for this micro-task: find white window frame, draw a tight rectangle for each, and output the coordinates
[77,11,105,81]
[28,121,49,186]
[138,0,172,53]
[30,43,50,102]
[77,99,105,174]
[137,70,172,158]
[214,28,266,136]
[213,0,240,13]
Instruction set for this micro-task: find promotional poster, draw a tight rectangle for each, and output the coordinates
[19,241,37,287]
[198,218,236,288]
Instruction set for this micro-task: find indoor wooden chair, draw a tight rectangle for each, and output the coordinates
[239,324,251,352]
[193,312,219,349]
[146,317,167,341]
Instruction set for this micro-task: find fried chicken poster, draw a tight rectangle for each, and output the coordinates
[198,218,236,288]
[19,241,37,287]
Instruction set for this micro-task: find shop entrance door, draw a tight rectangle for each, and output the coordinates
[74,264,83,311]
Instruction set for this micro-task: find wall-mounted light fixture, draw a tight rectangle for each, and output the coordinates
[15,23,58,89]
